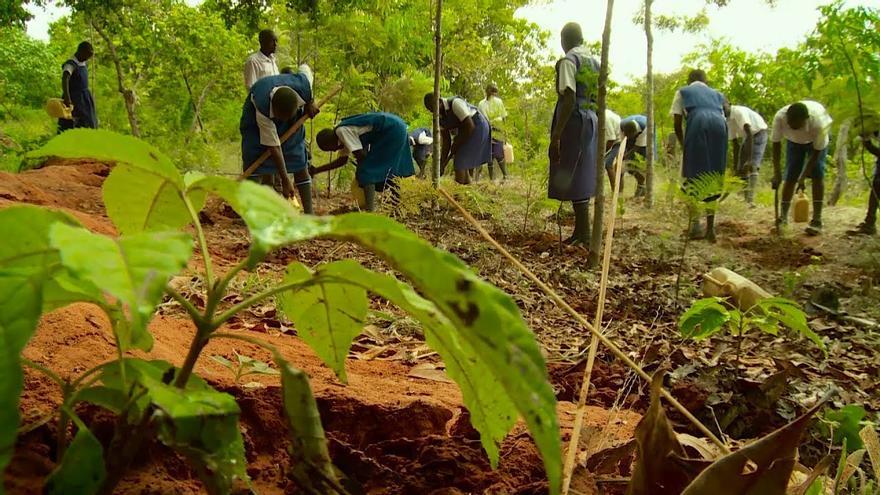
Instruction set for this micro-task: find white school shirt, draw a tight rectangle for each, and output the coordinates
[727,105,768,140]
[440,98,476,128]
[631,121,648,148]
[335,125,372,155]
[243,50,279,90]
[62,55,86,75]
[605,109,622,143]
[556,45,593,95]
[770,100,832,150]
[411,130,433,146]
[478,96,508,125]
[669,81,712,117]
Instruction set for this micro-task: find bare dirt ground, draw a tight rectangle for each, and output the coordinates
[2,159,877,493]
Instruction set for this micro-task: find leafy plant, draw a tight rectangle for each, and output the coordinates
[1,129,562,494]
[820,405,869,450]
[211,350,281,385]
[679,296,826,371]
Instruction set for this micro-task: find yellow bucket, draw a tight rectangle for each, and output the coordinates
[46,98,73,120]
[351,178,367,209]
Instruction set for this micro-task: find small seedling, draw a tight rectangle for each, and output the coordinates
[211,350,280,384]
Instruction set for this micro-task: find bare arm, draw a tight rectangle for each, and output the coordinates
[62,71,72,106]
[309,155,349,175]
[863,136,880,158]
[674,114,684,147]
[268,146,294,197]
[801,148,822,184]
[731,138,741,172]
[772,141,782,185]
[450,116,476,157]
[550,89,575,145]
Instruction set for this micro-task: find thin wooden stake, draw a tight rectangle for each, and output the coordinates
[436,187,730,455]
[561,136,626,495]
[239,85,343,181]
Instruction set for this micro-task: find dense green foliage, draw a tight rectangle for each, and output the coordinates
[0,128,561,494]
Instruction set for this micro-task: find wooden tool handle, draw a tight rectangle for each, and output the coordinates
[238,84,343,181]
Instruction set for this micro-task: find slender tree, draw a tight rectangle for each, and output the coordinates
[431,0,442,187]
[644,0,655,208]
[588,0,615,268]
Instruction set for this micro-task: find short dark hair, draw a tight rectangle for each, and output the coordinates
[280,66,294,74]
[272,87,299,115]
[787,102,809,122]
[688,69,707,84]
[259,29,276,43]
[486,83,498,94]
[77,41,93,53]
[561,22,583,48]
[423,92,438,111]
[315,128,339,151]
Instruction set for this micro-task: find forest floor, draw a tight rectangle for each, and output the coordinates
[2,158,879,494]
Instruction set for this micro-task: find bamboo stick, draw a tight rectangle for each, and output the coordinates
[436,187,730,455]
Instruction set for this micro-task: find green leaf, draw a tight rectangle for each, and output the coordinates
[45,425,105,495]
[679,298,731,340]
[278,262,368,383]
[73,386,129,414]
[0,206,84,482]
[825,405,867,450]
[757,298,826,353]
[311,260,516,467]
[49,224,192,352]
[274,214,561,493]
[102,164,191,235]
[27,130,189,235]
[145,373,249,494]
[277,358,339,493]
[186,177,300,266]
[92,359,248,493]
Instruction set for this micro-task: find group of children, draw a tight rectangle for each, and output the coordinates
[55,27,880,237]
[547,22,880,243]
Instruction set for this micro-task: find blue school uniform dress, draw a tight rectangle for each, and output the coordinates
[549,47,600,201]
[58,58,97,132]
[339,112,415,187]
[439,98,491,171]
[239,73,313,176]
[409,127,432,163]
[676,83,728,180]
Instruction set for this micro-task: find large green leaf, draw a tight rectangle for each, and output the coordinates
[45,423,105,495]
[263,213,560,493]
[27,129,191,235]
[102,164,192,235]
[145,373,249,494]
[0,206,85,486]
[83,359,248,493]
[313,260,517,466]
[186,176,302,266]
[679,298,732,340]
[49,224,192,351]
[277,358,339,493]
[755,298,826,353]
[278,262,368,383]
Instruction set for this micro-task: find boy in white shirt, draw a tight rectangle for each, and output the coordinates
[770,100,833,235]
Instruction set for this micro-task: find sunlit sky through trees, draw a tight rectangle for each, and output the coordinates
[26,0,877,83]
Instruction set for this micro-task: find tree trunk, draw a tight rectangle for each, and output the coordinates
[644,0,655,208]
[91,20,141,137]
[829,118,851,206]
[587,0,615,269]
[181,69,206,137]
[189,79,216,136]
[431,0,442,187]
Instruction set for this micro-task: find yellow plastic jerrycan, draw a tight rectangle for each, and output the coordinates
[351,178,368,209]
[793,191,810,223]
[503,142,514,164]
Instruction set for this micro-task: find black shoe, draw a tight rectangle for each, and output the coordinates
[805,219,823,236]
[847,222,877,236]
[706,229,717,243]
